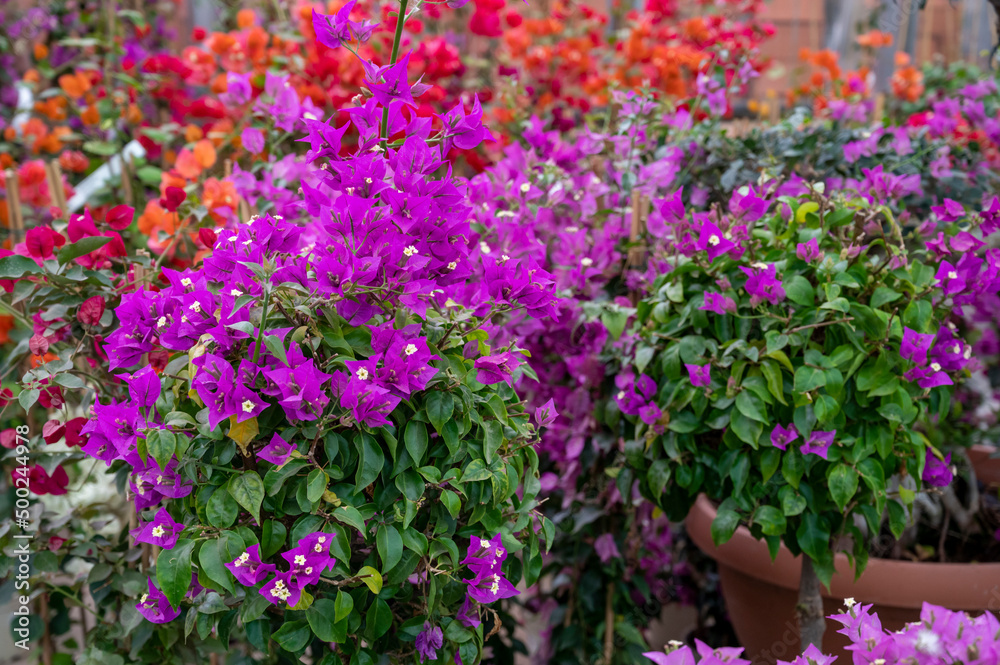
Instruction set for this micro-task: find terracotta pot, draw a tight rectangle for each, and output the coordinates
[685,494,1000,665]
[969,443,1000,489]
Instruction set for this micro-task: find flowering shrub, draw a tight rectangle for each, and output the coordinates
[66,6,561,663]
[619,186,992,641]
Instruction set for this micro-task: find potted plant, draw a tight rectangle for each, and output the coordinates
[618,183,997,659]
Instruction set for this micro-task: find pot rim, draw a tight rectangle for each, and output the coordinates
[685,494,1000,611]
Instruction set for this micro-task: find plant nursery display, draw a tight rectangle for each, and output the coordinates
[1,0,1000,664]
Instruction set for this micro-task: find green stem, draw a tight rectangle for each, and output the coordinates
[253,287,272,363]
[379,0,411,147]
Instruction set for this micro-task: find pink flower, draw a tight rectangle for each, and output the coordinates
[801,430,836,459]
[685,364,711,388]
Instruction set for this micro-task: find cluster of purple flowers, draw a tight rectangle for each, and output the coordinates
[227,533,336,608]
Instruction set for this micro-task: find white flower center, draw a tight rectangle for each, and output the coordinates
[581,257,593,266]
[152,525,165,537]
[403,245,418,257]
[236,552,249,566]
[404,343,418,356]
[489,576,500,594]
[157,317,167,328]
[447,261,458,270]
[519,183,530,193]
[479,242,491,254]
[294,555,306,565]
[947,271,958,280]
[356,367,369,381]
[241,399,255,413]
[708,235,720,246]
[930,362,942,372]
[230,288,243,297]
[190,301,202,313]
[181,278,192,288]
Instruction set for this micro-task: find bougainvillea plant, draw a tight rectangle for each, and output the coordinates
[620,185,990,648]
[72,3,558,663]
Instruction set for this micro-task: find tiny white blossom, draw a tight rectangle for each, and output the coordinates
[356,367,370,381]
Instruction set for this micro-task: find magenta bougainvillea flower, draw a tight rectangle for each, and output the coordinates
[224,544,276,587]
[922,450,954,487]
[739,263,786,307]
[901,327,936,366]
[700,290,737,315]
[795,237,823,263]
[136,579,180,624]
[474,351,523,386]
[258,433,294,466]
[415,622,444,663]
[131,508,184,549]
[801,430,836,459]
[770,423,799,451]
[685,363,711,388]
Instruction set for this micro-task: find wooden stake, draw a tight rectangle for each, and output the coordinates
[627,190,649,307]
[4,169,25,244]
[44,162,68,219]
[874,93,886,122]
[39,593,54,665]
[120,154,134,208]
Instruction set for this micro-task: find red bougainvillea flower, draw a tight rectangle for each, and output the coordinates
[106,204,135,230]
[160,186,187,212]
[78,296,106,327]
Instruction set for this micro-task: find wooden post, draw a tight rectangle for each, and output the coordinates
[627,190,649,306]
[120,154,134,208]
[4,169,25,244]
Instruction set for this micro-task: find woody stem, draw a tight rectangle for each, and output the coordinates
[380,0,411,147]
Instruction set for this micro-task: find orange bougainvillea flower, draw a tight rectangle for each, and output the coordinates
[236,8,257,28]
[33,43,49,60]
[895,51,911,67]
[59,71,92,99]
[30,352,59,369]
[81,104,100,125]
[185,124,205,143]
[193,139,217,170]
[856,29,893,48]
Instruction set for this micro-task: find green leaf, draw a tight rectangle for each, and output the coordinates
[0,254,43,279]
[871,286,902,309]
[354,434,384,489]
[601,308,631,340]
[57,236,112,264]
[261,520,287,559]
[735,390,767,423]
[263,335,289,366]
[778,486,807,516]
[358,566,383,594]
[761,360,787,405]
[307,599,341,642]
[483,420,503,463]
[753,505,786,536]
[648,459,672,496]
[306,469,328,503]
[795,514,830,562]
[793,366,827,392]
[82,140,120,156]
[730,411,763,447]
[404,420,428,465]
[462,458,491,482]
[440,490,460,519]
[155,539,194,608]
[782,451,805,490]
[887,501,907,538]
[710,499,741,546]
[813,395,840,423]
[829,464,859,511]
[147,430,176,469]
[426,392,454,433]
[198,539,235,595]
[273,620,311,652]
[365,598,393,640]
[334,590,354,624]
[784,276,815,306]
[228,473,265,522]
[333,505,367,535]
[376,524,403,574]
[207,488,238,528]
[760,448,780,484]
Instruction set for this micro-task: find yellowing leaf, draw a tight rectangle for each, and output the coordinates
[358,566,383,595]
[795,201,819,223]
[290,590,314,611]
[228,415,258,456]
